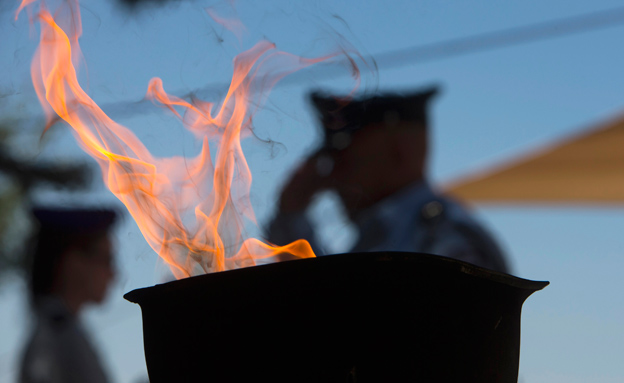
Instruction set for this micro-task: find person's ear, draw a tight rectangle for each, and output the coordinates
[394,129,427,170]
[62,249,81,268]
[392,130,418,157]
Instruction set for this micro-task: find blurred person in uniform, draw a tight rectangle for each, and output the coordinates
[19,207,117,383]
[267,86,509,273]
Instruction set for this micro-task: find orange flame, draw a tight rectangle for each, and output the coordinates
[19,0,360,278]
[206,6,246,43]
[15,0,37,20]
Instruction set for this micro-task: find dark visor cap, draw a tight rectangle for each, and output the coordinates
[310,86,439,151]
[32,207,118,236]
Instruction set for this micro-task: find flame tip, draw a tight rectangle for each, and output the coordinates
[24,0,363,278]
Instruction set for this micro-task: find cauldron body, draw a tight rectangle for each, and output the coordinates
[125,252,548,383]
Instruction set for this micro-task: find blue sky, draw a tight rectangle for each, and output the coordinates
[2,1,624,382]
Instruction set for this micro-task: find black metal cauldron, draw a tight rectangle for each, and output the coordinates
[125,252,548,383]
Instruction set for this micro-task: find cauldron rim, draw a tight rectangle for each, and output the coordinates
[124,251,548,304]
[124,251,549,383]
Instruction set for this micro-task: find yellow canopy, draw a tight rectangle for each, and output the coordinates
[444,112,624,204]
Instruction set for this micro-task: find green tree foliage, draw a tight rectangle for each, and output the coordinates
[0,114,91,286]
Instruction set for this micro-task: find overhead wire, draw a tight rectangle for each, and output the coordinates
[91,5,624,120]
[373,5,624,68]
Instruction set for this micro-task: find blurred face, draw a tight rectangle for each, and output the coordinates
[87,236,115,303]
[326,123,427,214]
[65,235,116,305]
[329,126,393,199]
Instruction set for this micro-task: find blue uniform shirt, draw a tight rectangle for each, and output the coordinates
[19,297,110,383]
[267,182,509,273]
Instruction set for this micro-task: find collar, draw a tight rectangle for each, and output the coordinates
[353,181,436,229]
[35,295,76,322]
[350,181,436,251]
